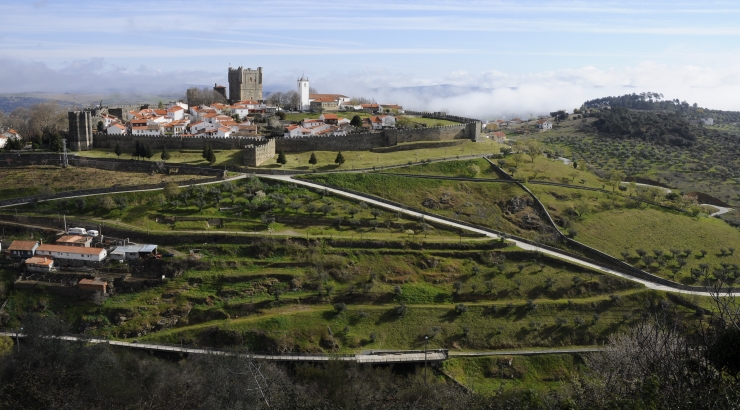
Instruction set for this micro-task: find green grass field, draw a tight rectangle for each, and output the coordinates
[260,139,503,170]
[77,148,246,167]
[0,166,213,200]
[303,173,548,239]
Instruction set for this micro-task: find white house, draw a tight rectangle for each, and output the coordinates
[0,136,7,149]
[36,244,107,262]
[131,126,161,136]
[107,123,127,135]
[216,126,232,138]
[284,124,311,138]
[166,106,185,121]
[701,117,714,126]
[231,105,250,119]
[24,256,54,273]
[536,120,552,130]
[1,129,21,140]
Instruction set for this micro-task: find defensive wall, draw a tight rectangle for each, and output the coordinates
[92,133,258,151]
[243,138,275,167]
[70,110,481,165]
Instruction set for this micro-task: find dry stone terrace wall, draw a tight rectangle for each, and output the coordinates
[0,153,224,177]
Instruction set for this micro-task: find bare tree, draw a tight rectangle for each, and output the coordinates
[186,87,227,106]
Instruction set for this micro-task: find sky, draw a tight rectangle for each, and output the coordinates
[2,0,740,118]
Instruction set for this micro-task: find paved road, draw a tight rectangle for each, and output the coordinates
[260,174,728,296]
[0,332,447,363]
[0,168,731,296]
[448,347,602,357]
[0,331,600,360]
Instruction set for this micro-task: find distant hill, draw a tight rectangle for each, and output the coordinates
[583,92,740,123]
[0,96,75,114]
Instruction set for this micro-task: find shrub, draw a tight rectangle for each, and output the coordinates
[455,304,468,314]
[333,303,347,313]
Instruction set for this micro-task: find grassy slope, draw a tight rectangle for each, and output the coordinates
[573,207,740,284]
[0,166,212,200]
[261,139,502,170]
[77,149,246,168]
[304,173,534,237]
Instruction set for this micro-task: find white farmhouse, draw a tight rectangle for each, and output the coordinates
[36,244,108,262]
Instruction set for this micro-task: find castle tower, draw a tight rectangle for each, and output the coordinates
[228,66,263,103]
[298,75,309,111]
[67,111,93,151]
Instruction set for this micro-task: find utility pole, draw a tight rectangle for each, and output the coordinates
[424,335,429,385]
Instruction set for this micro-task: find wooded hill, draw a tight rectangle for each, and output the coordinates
[591,107,697,147]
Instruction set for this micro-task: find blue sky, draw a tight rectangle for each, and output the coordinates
[2,0,740,117]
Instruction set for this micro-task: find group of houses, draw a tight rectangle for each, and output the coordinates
[283,114,397,138]
[105,101,263,138]
[488,117,553,131]
[4,228,159,293]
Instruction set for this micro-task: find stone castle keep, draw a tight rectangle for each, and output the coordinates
[67,111,93,151]
[228,66,263,102]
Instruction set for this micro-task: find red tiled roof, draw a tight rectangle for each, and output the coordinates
[37,244,105,255]
[8,241,38,251]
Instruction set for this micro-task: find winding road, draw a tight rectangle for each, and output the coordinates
[260,174,727,296]
[0,164,733,296]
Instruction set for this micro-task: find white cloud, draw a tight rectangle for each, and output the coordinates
[3,58,740,120]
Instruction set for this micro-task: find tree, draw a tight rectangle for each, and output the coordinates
[144,144,154,161]
[160,145,171,161]
[114,143,122,158]
[609,170,625,192]
[350,115,362,128]
[163,182,181,199]
[308,152,317,167]
[49,132,63,153]
[334,151,345,166]
[277,150,287,167]
[98,196,116,211]
[511,153,524,167]
[207,148,217,165]
[525,141,543,162]
[202,144,211,161]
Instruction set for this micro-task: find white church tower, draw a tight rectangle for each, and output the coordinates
[298,75,309,111]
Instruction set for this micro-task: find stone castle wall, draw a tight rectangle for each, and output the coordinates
[275,132,389,153]
[92,133,258,151]
[243,138,275,167]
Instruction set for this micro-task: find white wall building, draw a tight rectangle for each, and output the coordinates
[36,244,107,262]
[107,123,127,135]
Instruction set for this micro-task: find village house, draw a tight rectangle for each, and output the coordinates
[536,120,553,130]
[24,256,54,273]
[360,103,381,113]
[310,97,340,112]
[380,104,404,114]
[8,241,39,259]
[109,244,158,262]
[36,244,108,263]
[701,117,714,126]
[56,235,93,248]
[363,115,396,130]
[0,136,7,149]
[319,113,339,125]
[1,129,21,140]
[106,123,127,135]
[491,131,507,143]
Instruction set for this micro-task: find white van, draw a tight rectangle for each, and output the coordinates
[68,227,87,235]
[87,230,99,237]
